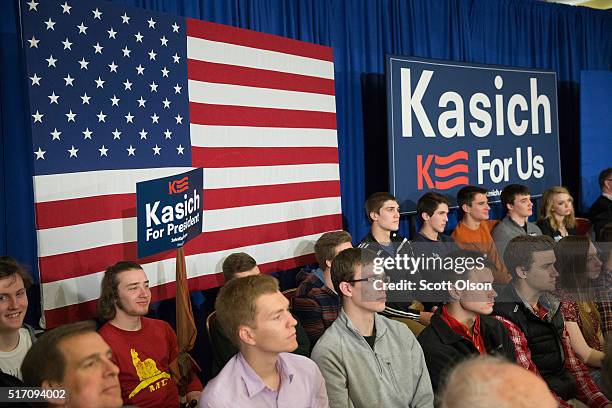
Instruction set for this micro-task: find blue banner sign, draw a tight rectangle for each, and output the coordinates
[387,56,561,213]
[137,168,203,258]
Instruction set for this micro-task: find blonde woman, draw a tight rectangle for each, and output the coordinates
[537,186,577,241]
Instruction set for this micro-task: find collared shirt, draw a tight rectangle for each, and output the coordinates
[199,352,328,408]
[439,306,486,354]
[313,267,326,285]
[493,289,611,408]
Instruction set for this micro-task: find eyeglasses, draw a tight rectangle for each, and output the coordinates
[346,275,390,284]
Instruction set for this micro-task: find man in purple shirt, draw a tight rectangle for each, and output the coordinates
[199,274,329,407]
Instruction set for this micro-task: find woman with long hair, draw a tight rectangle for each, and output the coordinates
[538,186,577,241]
[555,236,606,385]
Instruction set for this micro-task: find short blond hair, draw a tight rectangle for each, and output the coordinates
[215,274,279,347]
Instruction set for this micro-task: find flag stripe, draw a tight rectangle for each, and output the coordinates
[35,180,341,229]
[189,103,337,128]
[39,214,341,284]
[187,37,334,80]
[43,252,317,327]
[187,80,336,112]
[37,197,342,257]
[186,19,334,62]
[33,168,193,202]
[192,146,339,168]
[187,60,335,95]
[33,164,340,202]
[41,232,328,308]
[190,125,338,148]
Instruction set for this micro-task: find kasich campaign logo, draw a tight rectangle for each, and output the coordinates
[416,150,469,190]
[168,176,189,194]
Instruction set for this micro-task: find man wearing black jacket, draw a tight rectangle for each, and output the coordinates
[418,250,515,391]
[589,168,612,240]
[357,192,431,327]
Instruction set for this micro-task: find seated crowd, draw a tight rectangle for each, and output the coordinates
[1,167,611,407]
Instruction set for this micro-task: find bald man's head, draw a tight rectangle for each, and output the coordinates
[438,356,556,408]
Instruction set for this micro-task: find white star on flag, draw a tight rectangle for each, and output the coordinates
[28,36,40,48]
[29,73,42,85]
[44,18,56,30]
[48,92,59,104]
[46,55,57,67]
[68,145,78,157]
[32,110,44,123]
[77,22,88,34]
[34,147,46,160]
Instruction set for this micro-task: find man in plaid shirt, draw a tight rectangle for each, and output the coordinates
[493,235,611,408]
[596,227,612,336]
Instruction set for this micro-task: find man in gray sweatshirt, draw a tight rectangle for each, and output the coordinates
[311,247,434,408]
[492,184,542,258]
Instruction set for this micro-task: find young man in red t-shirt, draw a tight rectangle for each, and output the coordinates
[97,261,201,408]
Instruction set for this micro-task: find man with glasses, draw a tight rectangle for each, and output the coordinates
[311,248,434,408]
[588,168,612,240]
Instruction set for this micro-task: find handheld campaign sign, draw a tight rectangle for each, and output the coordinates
[387,56,561,213]
[137,168,203,258]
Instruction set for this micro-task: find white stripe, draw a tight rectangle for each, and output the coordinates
[33,168,193,203]
[42,232,323,310]
[187,37,334,80]
[37,197,342,257]
[188,80,336,113]
[33,164,340,202]
[204,164,339,189]
[190,125,338,148]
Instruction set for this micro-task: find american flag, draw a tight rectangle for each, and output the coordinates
[20,0,341,327]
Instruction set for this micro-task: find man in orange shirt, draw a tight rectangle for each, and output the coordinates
[451,186,510,283]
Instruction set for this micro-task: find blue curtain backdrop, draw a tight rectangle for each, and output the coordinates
[2,0,612,297]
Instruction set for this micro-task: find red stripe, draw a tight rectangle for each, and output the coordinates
[434,151,469,166]
[38,214,342,283]
[186,19,333,62]
[205,181,340,210]
[43,254,316,328]
[36,194,136,229]
[189,103,337,129]
[434,164,469,178]
[192,147,339,167]
[435,177,469,190]
[188,60,335,95]
[35,181,340,229]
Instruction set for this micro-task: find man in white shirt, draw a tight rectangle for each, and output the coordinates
[0,257,35,380]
